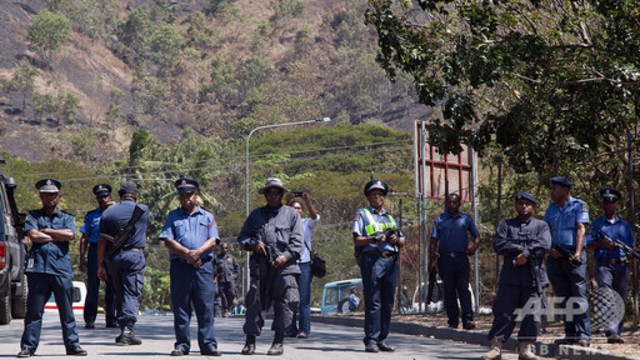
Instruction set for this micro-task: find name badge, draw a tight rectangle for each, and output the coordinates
[27,258,35,269]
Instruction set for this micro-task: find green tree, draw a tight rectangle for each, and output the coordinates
[239,56,274,100]
[4,60,39,114]
[271,0,305,22]
[365,0,640,173]
[150,24,182,75]
[185,11,216,49]
[116,8,153,56]
[27,10,71,65]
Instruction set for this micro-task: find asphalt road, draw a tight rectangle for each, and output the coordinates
[1,313,492,359]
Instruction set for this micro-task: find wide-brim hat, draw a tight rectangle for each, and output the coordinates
[258,178,288,194]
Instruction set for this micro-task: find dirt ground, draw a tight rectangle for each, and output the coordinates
[391,312,640,358]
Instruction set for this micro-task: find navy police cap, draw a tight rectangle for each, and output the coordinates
[92,183,112,197]
[600,188,621,202]
[515,191,537,205]
[550,176,573,187]
[364,179,389,196]
[175,178,199,194]
[35,178,61,193]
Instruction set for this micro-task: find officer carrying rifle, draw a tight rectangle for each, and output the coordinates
[482,192,551,360]
[586,188,636,344]
[237,178,303,356]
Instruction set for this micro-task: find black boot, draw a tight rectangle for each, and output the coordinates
[241,335,256,355]
[120,328,142,345]
[267,333,284,356]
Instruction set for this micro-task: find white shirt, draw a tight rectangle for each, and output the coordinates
[299,215,320,263]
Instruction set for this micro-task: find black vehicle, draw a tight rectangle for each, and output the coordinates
[0,159,26,325]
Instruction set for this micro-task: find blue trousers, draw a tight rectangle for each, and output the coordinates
[488,285,541,342]
[170,260,217,353]
[107,249,145,329]
[438,256,473,327]
[84,244,116,325]
[546,255,591,340]
[359,252,397,346]
[596,262,629,337]
[289,261,312,335]
[21,273,80,352]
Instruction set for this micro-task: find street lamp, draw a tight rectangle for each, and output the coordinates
[243,117,331,295]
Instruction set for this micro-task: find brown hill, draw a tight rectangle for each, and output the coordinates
[0,0,431,162]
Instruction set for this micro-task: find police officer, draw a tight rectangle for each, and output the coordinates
[348,287,360,312]
[586,188,634,344]
[79,183,117,329]
[482,192,550,360]
[215,242,240,316]
[18,178,87,358]
[429,193,480,330]
[97,182,150,346]
[237,178,303,356]
[353,179,405,353]
[544,176,591,346]
[160,178,222,356]
[286,191,319,339]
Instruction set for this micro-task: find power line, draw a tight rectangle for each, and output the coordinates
[13,139,412,179]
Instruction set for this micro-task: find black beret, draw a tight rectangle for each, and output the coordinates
[550,176,573,187]
[35,178,61,193]
[174,177,199,194]
[600,188,621,202]
[118,182,138,195]
[515,191,537,205]
[92,183,112,197]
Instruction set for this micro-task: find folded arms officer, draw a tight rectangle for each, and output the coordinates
[19,178,87,358]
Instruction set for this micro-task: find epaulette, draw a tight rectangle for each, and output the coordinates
[60,209,75,217]
[86,208,100,215]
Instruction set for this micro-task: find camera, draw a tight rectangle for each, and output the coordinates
[292,191,303,197]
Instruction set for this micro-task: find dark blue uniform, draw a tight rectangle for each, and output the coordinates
[488,216,551,342]
[160,205,219,354]
[431,211,479,328]
[21,209,80,353]
[80,207,116,327]
[352,206,403,346]
[237,204,303,337]
[586,215,634,338]
[215,252,240,313]
[99,199,149,330]
[544,196,591,341]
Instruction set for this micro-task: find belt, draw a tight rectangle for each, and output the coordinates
[440,252,467,258]
[88,242,98,247]
[599,258,628,265]
[171,257,213,264]
[121,247,144,252]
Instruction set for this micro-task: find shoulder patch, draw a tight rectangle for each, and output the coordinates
[354,214,360,221]
[582,204,588,211]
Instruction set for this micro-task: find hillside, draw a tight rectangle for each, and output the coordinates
[0,0,432,162]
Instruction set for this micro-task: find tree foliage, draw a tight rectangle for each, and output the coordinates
[365,0,640,173]
[27,10,71,65]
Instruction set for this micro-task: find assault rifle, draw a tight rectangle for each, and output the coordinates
[373,228,396,243]
[553,244,582,266]
[598,232,640,260]
[102,205,146,263]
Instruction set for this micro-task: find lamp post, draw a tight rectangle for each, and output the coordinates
[243,117,330,296]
